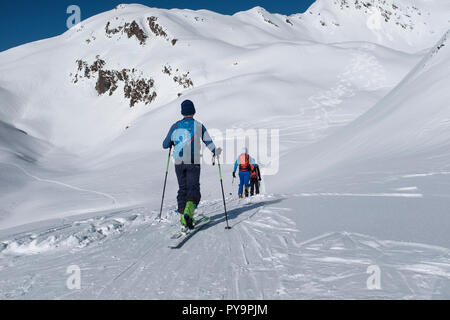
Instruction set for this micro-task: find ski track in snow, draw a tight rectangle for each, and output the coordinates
[402,171,450,178]
[0,162,118,205]
[0,194,449,299]
[235,48,389,149]
[294,192,423,198]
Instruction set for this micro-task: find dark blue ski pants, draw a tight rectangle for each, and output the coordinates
[175,163,201,213]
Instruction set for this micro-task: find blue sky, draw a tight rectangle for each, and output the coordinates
[0,0,315,52]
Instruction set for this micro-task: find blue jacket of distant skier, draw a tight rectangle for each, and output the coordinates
[163,116,216,164]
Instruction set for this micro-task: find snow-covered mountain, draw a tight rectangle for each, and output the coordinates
[298,0,450,51]
[1,1,448,150]
[0,1,450,299]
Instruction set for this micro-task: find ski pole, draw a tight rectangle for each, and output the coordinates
[217,156,231,230]
[230,177,235,195]
[158,145,172,220]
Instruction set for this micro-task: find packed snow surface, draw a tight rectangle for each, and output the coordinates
[0,1,449,299]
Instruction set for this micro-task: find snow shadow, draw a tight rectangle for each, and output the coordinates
[203,198,284,230]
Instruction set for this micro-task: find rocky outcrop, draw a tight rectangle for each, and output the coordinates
[147,16,168,38]
[72,57,157,108]
[162,64,194,88]
[147,16,178,46]
[105,20,148,45]
[331,0,427,31]
[103,17,178,46]
[173,73,194,88]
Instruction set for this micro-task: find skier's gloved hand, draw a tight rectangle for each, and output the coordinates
[232,171,236,178]
[214,147,222,157]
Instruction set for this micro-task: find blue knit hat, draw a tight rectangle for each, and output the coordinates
[181,100,196,116]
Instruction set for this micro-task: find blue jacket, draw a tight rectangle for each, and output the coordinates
[163,116,216,164]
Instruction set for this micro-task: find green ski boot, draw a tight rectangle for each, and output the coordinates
[181,201,195,230]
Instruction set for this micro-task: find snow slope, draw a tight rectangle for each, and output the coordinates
[276,30,450,189]
[0,3,426,229]
[0,1,450,299]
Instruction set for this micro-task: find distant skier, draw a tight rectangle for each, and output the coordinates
[232,147,256,198]
[250,163,262,196]
[163,100,220,229]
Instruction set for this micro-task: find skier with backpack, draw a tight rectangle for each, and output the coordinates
[232,147,257,198]
[250,163,262,196]
[162,100,221,230]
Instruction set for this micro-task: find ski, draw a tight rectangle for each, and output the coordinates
[169,214,211,249]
